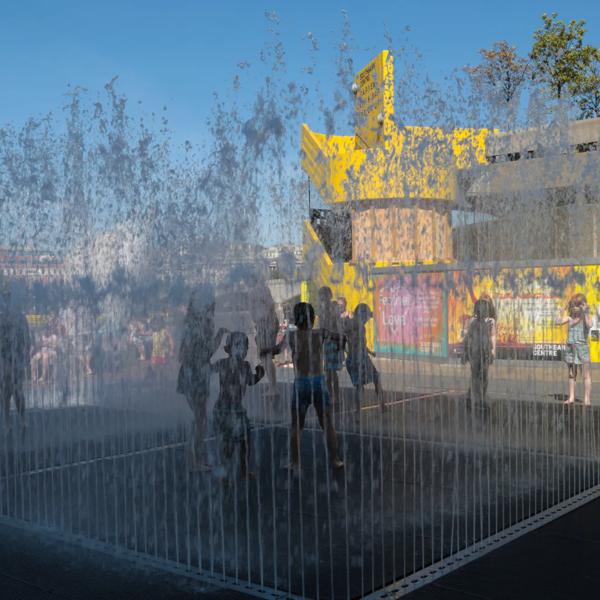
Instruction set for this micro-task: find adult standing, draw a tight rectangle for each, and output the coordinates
[0,282,31,431]
[177,285,227,470]
[248,276,279,397]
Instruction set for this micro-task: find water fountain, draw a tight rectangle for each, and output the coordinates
[1,20,600,599]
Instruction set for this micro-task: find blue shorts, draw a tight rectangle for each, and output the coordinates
[323,340,343,371]
[292,375,331,416]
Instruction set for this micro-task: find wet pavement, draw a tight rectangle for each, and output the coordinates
[2,392,599,599]
[406,493,600,600]
[0,519,251,599]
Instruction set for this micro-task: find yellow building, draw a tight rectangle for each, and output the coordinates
[300,51,600,361]
[301,50,489,347]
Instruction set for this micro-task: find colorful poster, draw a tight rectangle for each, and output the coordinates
[372,264,600,361]
[374,272,447,357]
[447,265,600,361]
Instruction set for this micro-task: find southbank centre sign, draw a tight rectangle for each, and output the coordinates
[373,263,600,361]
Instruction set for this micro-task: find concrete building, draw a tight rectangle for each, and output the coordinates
[0,248,64,282]
[455,117,600,262]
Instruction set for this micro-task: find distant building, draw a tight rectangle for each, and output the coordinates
[0,248,64,282]
[262,244,303,280]
[174,242,303,284]
[455,117,600,262]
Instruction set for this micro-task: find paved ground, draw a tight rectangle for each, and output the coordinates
[275,355,600,407]
[406,494,600,600]
[3,361,600,599]
[0,520,250,600]
[3,494,600,600]
[2,394,600,599]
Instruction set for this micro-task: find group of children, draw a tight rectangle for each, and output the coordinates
[177,281,595,479]
[315,287,384,416]
[176,284,384,478]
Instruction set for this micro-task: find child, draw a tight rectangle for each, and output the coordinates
[337,296,352,319]
[31,323,59,383]
[129,317,148,360]
[463,295,496,408]
[556,293,592,405]
[344,303,384,415]
[150,315,174,367]
[317,286,344,415]
[0,284,31,431]
[268,302,343,471]
[177,286,228,470]
[211,331,264,479]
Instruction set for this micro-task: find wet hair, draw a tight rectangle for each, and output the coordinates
[224,331,249,357]
[474,296,494,320]
[293,302,315,329]
[354,303,373,322]
[568,293,587,318]
[477,293,497,320]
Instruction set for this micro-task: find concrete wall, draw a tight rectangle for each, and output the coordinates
[453,204,600,263]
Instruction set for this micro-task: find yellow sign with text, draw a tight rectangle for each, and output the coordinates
[354,50,394,148]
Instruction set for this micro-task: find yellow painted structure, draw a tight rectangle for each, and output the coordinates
[301,123,489,205]
[354,50,395,148]
[300,50,491,323]
[303,220,376,347]
[300,52,600,363]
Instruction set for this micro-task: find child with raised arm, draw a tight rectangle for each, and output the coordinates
[211,331,264,479]
[344,303,384,415]
[268,302,343,472]
[556,293,592,406]
[177,286,228,470]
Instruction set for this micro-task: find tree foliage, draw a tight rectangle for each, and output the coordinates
[465,41,529,103]
[530,12,600,101]
[573,61,600,119]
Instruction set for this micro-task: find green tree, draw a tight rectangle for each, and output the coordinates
[465,41,529,103]
[574,61,600,118]
[530,12,600,101]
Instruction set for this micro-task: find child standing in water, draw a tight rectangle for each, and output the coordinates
[177,286,228,470]
[345,303,384,415]
[556,293,592,406]
[463,295,496,408]
[317,287,344,415]
[129,317,148,361]
[211,332,264,479]
[268,302,344,472]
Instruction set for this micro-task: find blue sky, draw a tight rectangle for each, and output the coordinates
[2,0,600,147]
